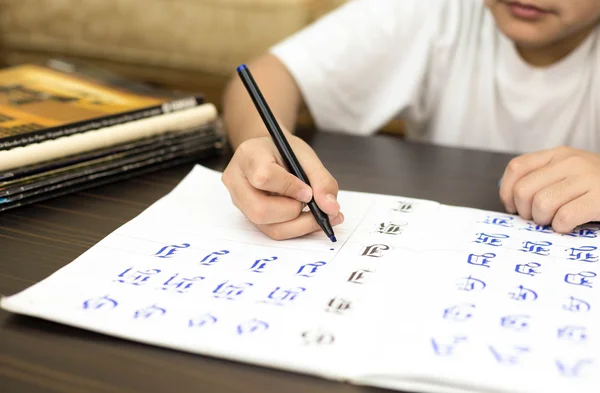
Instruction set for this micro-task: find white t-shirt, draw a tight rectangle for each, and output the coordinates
[269,0,600,154]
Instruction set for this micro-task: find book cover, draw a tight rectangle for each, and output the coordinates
[0,63,204,150]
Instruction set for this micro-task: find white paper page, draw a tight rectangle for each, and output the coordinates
[351,205,600,393]
[3,164,599,393]
[0,164,440,383]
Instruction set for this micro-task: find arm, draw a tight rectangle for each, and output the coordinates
[221,53,303,150]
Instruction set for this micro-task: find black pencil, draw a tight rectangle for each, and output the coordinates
[236,64,336,243]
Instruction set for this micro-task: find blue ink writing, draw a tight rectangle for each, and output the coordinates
[237,319,269,335]
[155,243,190,258]
[520,241,552,256]
[262,286,306,306]
[200,250,230,266]
[456,276,486,292]
[564,271,596,288]
[160,274,205,293]
[489,346,530,365]
[115,267,160,286]
[515,262,542,277]
[508,285,538,302]
[431,336,467,357]
[557,326,587,343]
[134,304,166,319]
[562,296,591,313]
[521,223,553,234]
[481,215,514,227]
[566,246,598,263]
[474,233,509,247]
[188,313,218,328]
[556,359,593,378]
[467,252,496,268]
[249,256,278,273]
[83,295,118,310]
[296,261,327,278]
[212,281,253,300]
[500,315,530,332]
[443,304,475,322]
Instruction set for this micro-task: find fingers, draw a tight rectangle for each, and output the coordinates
[227,169,305,225]
[500,147,573,213]
[512,158,572,220]
[552,191,600,234]
[531,176,588,226]
[296,149,340,216]
[257,211,345,241]
[239,143,313,203]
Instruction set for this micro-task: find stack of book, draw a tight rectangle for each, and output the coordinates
[0,60,225,212]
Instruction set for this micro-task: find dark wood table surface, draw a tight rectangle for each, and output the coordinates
[0,129,515,393]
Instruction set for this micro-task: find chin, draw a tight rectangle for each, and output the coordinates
[495,19,559,47]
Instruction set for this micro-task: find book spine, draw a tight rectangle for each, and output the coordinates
[0,95,204,151]
[0,103,218,172]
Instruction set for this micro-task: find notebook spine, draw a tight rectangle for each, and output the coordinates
[0,95,204,151]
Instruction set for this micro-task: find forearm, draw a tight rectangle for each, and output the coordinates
[222,54,303,150]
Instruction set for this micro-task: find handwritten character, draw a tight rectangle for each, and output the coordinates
[557,326,587,343]
[262,286,306,306]
[160,274,205,293]
[376,222,406,235]
[443,304,475,322]
[431,336,467,357]
[520,240,552,256]
[200,250,230,266]
[488,346,530,365]
[474,233,509,247]
[481,215,514,227]
[566,246,598,263]
[514,262,542,276]
[361,244,390,258]
[456,275,486,291]
[500,315,530,332]
[212,281,254,300]
[325,297,352,315]
[521,223,554,234]
[508,285,538,302]
[134,304,166,319]
[188,313,218,328]
[564,271,596,288]
[296,261,327,277]
[556,359,594,378]
[347,268,374,284]
[301,330,335,345]
[236,319,269,335]
[154,243,190,258]
[83,295,118,310]
[562,296,591,313]
[467,252,496,268]
[249,256,278,273]
[114,267,160,286]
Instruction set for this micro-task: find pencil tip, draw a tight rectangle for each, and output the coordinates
[237,64,247,72]
[329,235,337,243]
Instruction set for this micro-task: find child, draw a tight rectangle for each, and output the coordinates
[220,0,600,240]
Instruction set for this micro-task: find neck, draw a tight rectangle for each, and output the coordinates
[516,26,595,67]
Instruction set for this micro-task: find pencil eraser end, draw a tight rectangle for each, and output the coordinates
[237,64,247,72]
[329,235,337,243]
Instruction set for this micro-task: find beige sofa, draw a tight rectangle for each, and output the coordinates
[0,0,404,134]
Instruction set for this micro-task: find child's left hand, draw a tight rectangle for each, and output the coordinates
[499,146,600,233]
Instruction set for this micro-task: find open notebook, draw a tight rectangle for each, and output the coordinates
[2,164,598,393]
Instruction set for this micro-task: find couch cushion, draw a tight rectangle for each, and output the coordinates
[0,0,346,75]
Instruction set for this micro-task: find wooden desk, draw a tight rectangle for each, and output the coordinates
[0,130,514,393]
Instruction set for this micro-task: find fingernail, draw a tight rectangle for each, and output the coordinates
[297,188,312,203]
[326,193,338,205]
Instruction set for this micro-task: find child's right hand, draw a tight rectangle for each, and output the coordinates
[221,134,344,240]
